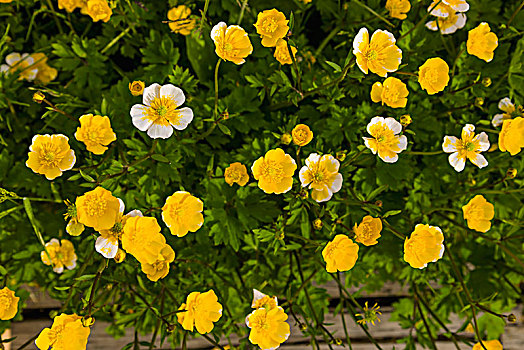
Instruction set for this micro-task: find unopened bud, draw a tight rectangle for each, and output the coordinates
[475,97,484,107]
[336,150,347,162]
[166,324,176,332]
[507,314,517,323]
[467,178,476,186]
[298,188,309,199]
[482,77,491,87]
[506,168,517,179]
[277,230,285,240]
[300,323,308,331]
[400,114,412,127]
[313,218,323,230]
[375,200,383,207]
[33,91,45,104]
[281,133,292,145]
[221,110,229,120]
[114,249,126,263]
[82,316,95,327]
[335,338,343,346]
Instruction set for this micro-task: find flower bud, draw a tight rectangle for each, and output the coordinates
[481,77,491,87]
[221,110,230,120]
[400,114,412,127]
[298,188,309,199]
[33,91,45,104]
[507,314,517,323]
[313,218,323,230]
[129,80,145,96]
[280,133,292,145]
[375,200,383,207]
[335,339,343,346]
[114,249,126,263]
[336,150,347,162]
[81,316,95,327]
[506,168,517,179]
[475,97,484,107]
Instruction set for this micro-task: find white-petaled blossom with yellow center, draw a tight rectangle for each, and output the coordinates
[492,97,521,127]
[251,289,278,310]
[442,124,489,172]
[428,0,469,17]
[130,83,193,139]
[363,117,407,163]
[299,153,343,202]
[353,27,402,77]
[425,4,467,35]
[1,52,38,81]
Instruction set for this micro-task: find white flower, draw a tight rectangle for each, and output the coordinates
[428,0,469,17]
[299,153,343,203]
[442,124,489,172]
[0,52,38,81]
[492,97,517,127]
[426,11,466,35]
[130,83,194,139]
[363,117,408,163]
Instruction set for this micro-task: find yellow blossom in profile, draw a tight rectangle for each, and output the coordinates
[129,80,145,96]
[58,0,81,12]
[418,57,450,94]
[35,313,92,350]
[177,290,223,334]
[76,186,121,230]
[353,27,402,77]
[251,289,278,310]
[292,124,313,146]
[85,0,112,23]
[322,234,359,273]
[354,216,382,246]
[121,216,166,264]
[467,23,498,62]
[299,153,343,202]
[442,124,489,172]
[499,117,524,156]
[114,248,126,263]
[254,9,289,47]
[492,97,523,127]
[30,53,58,85]
[246,306,290,350]
[425,4,467,35]
[0,287,19,320]
[462,195,494,233]
[225,162,249,186]
[363,117,408,163]
[370,77,409,108]
[167,5,196,35]
[162,191,204,237]
[41,239,77,274]
[25,134,76,180]
[355,302,382,326]
[211,22,253,64]
[140,243,175,282]
[472,340,503,350]
[274,39,297,65]
[429,0,469,16]
[66,218,85,236]
[0,52,38,81]
[386,0,411,20]
[404,224,444,269]
[75,114,116,155]
[252,148,297,194]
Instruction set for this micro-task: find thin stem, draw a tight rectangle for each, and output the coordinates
[214,58,222,118]
[381,219,406,240]
[42,98,76,121]
[236,0,248,24]
[287,40,302,93]
[198,0,211,36]
[405,150,444,156]
[352,0,393,27]
[44,0,64,34]
[398,0,443,42]
[202,334,225,350]
[101,26,133,55]
[415,291,437,350]
[507,0,524,27]
[315,25,341,58]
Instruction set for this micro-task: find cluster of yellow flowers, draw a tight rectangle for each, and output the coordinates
[1,52,57,84]
[57,0,112,23]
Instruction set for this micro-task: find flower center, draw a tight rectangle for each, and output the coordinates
[365,49,378,61]
[251,312,269,330]
[147,96,179,126]
[223,43,233,52]
[228,169,241,182]
[262,18,278,33]
[383,86,400,102]
[423,68,439,84]
[0,294,11,311]
[84,195,107,217]
[358,223,373,239]
[261,160,284,183]
[295,130,308,142]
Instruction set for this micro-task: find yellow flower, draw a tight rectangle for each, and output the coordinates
[76,186,121,231]
[280,133,292,145]
[162,191,204,237]
[492,97,522,127]
[58,0,81,12]
[0,52,38,81]
[428,0,469,16]
[400,114,412,127]
[66,218,85,236]
[30,53,58,85]
[246,306,290,350]
[251,148,297,194]
[363,117,408,163]
[442,124,489,172]
[354,216,382,246]
[75,114,116,155]
[251,289,278,310]
[499,117,524,156]
[41,239,77,274]
[353,27,402,77]
[0,287,19,320]
[177,290,223,334]
[462,195,494,233]
[404,224,444,269]
[425,4,466,35]
[370,77,409,108]
[254,9,289,47]
[211,22,253,64]
[355,302,382,326]
[472,340,503,350]
[140,243,175,282]
[167,5,195,35]
[130,83,194,139]
[467,22,498,62]
[121,216,166,264]
[274,38,297,65]
[322,234,359,273]
[33,91,46,103]
[129,80,145,96]
[114,248,126,263]
[0,0,12,3]
[96,205,142,259]
[299,153,343,202]
[224,162,249,186]
[85,0,112,23]
[418,57,450,95]
[292,124,313,146]
[386,0,411,20]
[25,134,76,180]
[35,313,91,350]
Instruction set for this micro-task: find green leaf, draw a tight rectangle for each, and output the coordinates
[75,274,96,281]
[383,210,402,218]
[79,170,95,183]
[325,61,342,73]
[151,154,170,163]
[217,123,231,135]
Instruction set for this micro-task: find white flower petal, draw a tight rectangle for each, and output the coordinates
[474,132,490,152]
[385,117,402,134]
[397,135,408,151]
[305,153,321,168]
[117,198,125,214]
[299,166,311,187]
[353,27,369,53]
[371,29,396,44]
[380,153,399,163]
[211,22,227,43]
[449,152,466,172]
[462,124,475,139]
[59,150,76,171]
[469,153,488,169]
[367,116,384,135]
[0,64,9,74]
[95,236,118,259]
[131,104,153,131]
[160,84,185,107]
[53,265,64,274]
[492,114,504,127]
[5,52,21,66]
[126,209,143,217]
[65,258,77,270]
[426,20,438,31]
[251,289,267,307]
[446,0,469,12]
[363,137,377,154]
[171,107,193,130]
[147,123,173,139]
[142,83,161,106]
[330,173,343,193]
[498,97,514,113]
[442,136,459,153]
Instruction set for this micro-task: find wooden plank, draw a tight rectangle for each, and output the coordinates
[1,328,11,350]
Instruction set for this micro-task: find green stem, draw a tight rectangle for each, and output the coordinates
[202,334,224,350]
[44,0,64,35]
[236,0,249,24]
[414,291,438,350]
[287,40,302,93]
[198,0,211,36]
[214,58,222,118]
[101,26,133,55]
[507,0,524,27]
[352,0,393,27]
[405,150,444,156]
[398,0,443,42]
[315,25,341,57]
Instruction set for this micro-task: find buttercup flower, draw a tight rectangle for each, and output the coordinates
[211,22,253,64]
[35,313,91,350]
[363,117,408,163]
[252,148,297,194]
[26,134,76,180]
[177,290,223,334]
[224,162,249,186]
[292,124,313,146]
[499,117,524,156]
[254,9,289,47]
[41,239,77,274]
[167,5,196,35]
[114,249,126,263]
[0,287,19,320]
[322,234,359,273]
[355,302,382,326]
[274,39,297,65]
[462,195,494,233]
[353,27,402,77]
[386,0,411,20]
[76,186,121,230]
[246,306,290,350]
[0,52,38,81]
[251,289,278,310]
[140,243,175,282]
[404,224,444,269]
[492,97,522,127]
[30,53,58,85]
[75,114,116,155]
[162,191,204,237]
[472,340,503,350]
[299,153,343,202]
[85,0,112,23]
[418,57,450,94]
[429,0,469,16]
[58,0,81,12]
[66,218,85,236]
[370,77,409,108]
[426,4,466,35]
[130,83,194,139]
[442,124,489,172]
[354,216,382,246]
[129,80,145,96]
[121,216,166,264]
[467,23,498,62]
